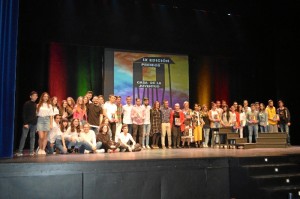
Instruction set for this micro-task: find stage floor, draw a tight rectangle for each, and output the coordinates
[2,146,300,163]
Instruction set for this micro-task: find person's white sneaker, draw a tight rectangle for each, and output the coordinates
[84,149,90,154]
[15,152,23,157]
[95,149,105,153]
[142,146,146,149]
[146,145,150,149]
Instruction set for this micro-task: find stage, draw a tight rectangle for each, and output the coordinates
[1,147,300,199]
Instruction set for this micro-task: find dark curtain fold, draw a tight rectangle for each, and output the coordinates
[0,0,19,158]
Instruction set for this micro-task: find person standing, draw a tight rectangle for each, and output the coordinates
[36,92,54,155]
[277,100,291,145]
[246,103,259,143]
[170,103,185,148]
[87,96,103,135]
[142,97,151,149]
[103,94,117,141]
[160,100,172,149]
[122,96,133,135]
[131,98,145,145]
[208,102,221,148]
[150,101,162,149]
[115,96,123,142]
[201,104,210,148]
[266,99,279,132]
[16,91,38,156]
[192,103,204,148]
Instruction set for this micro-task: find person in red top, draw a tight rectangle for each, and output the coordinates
[170,103,185,148]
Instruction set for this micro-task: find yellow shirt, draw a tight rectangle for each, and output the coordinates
[266,106,277,125]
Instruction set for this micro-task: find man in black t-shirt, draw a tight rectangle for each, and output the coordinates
[87,96,103,135]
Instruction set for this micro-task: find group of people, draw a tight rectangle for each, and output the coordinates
[15,90,291,156]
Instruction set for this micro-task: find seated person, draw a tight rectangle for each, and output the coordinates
[64,118,81,153]
[118,124,141,152]
[46,114,67,154]
[96,124,120,153]
[79,123,103,153]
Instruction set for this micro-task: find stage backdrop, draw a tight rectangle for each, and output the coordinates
[104,49,189,107]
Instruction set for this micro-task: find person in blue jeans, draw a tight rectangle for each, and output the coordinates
[16,91,38,156]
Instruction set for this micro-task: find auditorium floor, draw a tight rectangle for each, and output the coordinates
[1,146,300,163]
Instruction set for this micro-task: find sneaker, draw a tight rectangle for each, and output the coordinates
[115,148,120,152]
[146,145,150,149]
[168,146,172,149]
[121,148,127,152]
[162,146,166,149]
[41,150,47,155]
[29,152,35,156]
[84,149,90,154]
[15,152,23,157]
[96,149,105,153]
[142,146,146,149]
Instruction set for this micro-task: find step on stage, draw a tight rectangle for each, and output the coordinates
[1,147,300,199]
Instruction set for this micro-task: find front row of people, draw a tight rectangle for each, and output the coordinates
[43,114,141,155]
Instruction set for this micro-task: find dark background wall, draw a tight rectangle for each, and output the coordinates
[15,0,300,147]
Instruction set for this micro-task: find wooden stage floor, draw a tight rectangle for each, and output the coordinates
[2,146,300,163]
[2,147,300,199]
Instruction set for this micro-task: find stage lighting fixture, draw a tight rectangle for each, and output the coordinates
[264,158,268,162]
[274,168,279,172]
[286,179,290,183]
[227,13,231,16]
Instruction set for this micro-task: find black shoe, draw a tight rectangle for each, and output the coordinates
[67,148,73,153]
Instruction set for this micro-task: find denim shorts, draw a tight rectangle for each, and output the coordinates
[37,116,50,131]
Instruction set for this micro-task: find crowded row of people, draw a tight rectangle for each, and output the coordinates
[15,90,291,156]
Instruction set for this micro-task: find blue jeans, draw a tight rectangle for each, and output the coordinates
[279,124,290,144]
[203,128,210,146]
[79,141,102,153]
[127,124,133,135]
[248,125,258,143]
[18,124,37,153]
[260,125,268,133]
[55,139,67,154]
[143,124,151,146]
[46,141,55,154]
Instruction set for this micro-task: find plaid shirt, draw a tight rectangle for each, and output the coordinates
[160,107,172,123]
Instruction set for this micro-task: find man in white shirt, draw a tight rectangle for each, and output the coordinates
[131,98,145,145]
[103,94,117,141]
[122,96,133,134]
[118,124,138,152]
[79,123,103,153]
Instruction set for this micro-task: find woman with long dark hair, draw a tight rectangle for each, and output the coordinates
[36,92,54,155]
